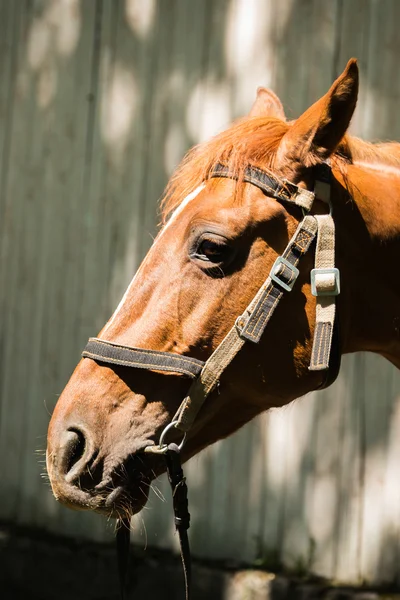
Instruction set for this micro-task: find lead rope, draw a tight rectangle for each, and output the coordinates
[116,445,191,600]
[165,443,191,600]
[116,517,131,600]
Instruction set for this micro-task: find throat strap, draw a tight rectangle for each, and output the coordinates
[309,214,339,370]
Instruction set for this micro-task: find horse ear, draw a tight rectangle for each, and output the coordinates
[249,87,286,120]
[280,58,359,166]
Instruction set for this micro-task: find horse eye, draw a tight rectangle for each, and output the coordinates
[192,236,231,264]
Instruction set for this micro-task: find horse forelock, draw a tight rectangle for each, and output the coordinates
[160,116,289,224]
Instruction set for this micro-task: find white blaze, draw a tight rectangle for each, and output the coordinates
[102,184,205,334]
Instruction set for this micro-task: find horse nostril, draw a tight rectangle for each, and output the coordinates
[59,428,86,478]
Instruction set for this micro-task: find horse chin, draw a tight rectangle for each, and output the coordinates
[94,467,152,519]
[94,484,150,519]
[51,482,149,519]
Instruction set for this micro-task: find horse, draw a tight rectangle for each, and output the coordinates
[46,59,400,528]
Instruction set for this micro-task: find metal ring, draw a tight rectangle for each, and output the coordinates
[159,420,187,451]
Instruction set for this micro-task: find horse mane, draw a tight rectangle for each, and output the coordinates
[340,136,400,169]
[161,115,400,223]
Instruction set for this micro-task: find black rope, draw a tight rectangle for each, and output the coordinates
[165,443,191,600]
[116,517,131,600]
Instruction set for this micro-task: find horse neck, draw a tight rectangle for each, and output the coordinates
[333,159,400,368]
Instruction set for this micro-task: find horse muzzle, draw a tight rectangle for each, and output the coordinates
[46,423,158,517]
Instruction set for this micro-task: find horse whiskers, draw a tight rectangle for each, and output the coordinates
[152,484,166,502]
[140,479,166,503]
[42,397,52,417]
[87,464,94,480]
[119,503,133,525]
[140,515,148,551]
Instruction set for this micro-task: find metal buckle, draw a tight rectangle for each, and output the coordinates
[270,256,299,292]
[159,420,187,450]
[310,268,340,296]
[144,420,187,454]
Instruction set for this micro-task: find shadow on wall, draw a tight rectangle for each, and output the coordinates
[0,0,400,589]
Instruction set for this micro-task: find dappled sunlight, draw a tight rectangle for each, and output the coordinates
[382,392,400,519]
[186,78,231,142]
[125,0,156,40]
[225,0,270,75]
[27,15,51,71]
[37,62,58,108]
[308,474,337,544]
[100,61,138,167]
[164,122,187,175]
[52,0,81,57]
[263,408,289,489]
[279,400,316,482]
[224,0,275,115]
[25,0,81,108]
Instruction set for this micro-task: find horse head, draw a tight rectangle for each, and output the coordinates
[47,60,362,517]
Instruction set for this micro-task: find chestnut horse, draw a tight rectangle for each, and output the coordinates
[47,59,400,523]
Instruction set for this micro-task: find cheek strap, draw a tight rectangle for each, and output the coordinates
[172,214,319,433]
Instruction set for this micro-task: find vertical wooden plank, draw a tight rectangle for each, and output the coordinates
[361,0,400,141]
[273,0,339,116]
[279,396,319,574]
[0,0,18,405]
[0,0,16,218]
[310,356,359,580]
[335,0,372,136]
[334,354,364,584]
[359,354,396,584]
[0,0,38,518]
[259,408,291,569]
[138,0,177,259]
[378,366,400,584]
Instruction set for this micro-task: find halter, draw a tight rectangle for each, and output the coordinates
[82,162,341,599]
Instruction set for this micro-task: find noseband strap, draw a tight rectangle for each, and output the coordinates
[82,337,204,379]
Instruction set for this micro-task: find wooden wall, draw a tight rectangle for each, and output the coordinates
[0,0,399,586]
